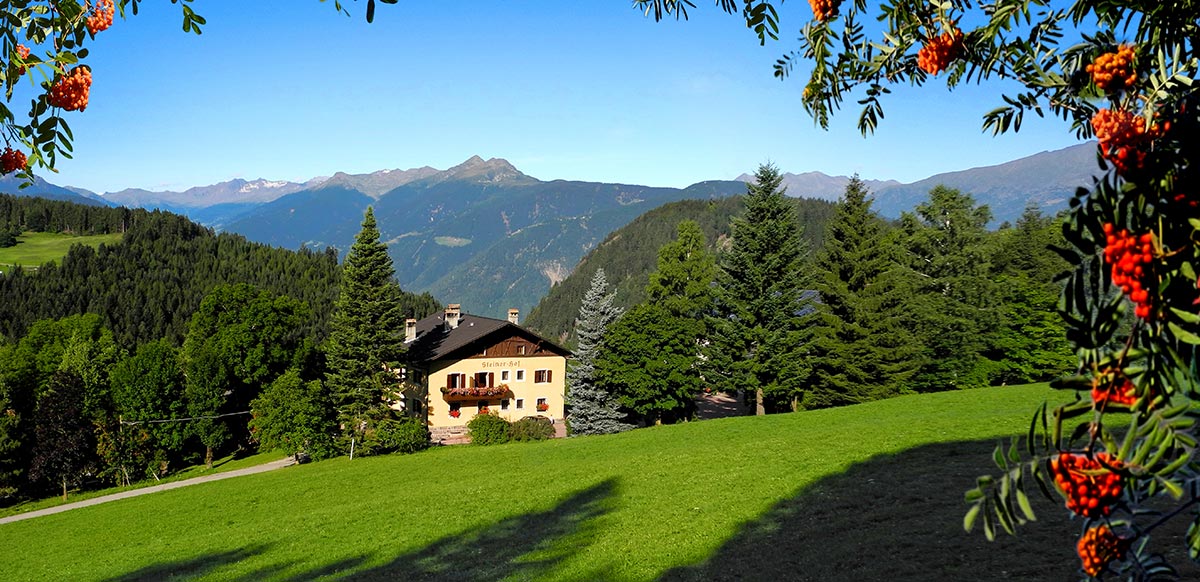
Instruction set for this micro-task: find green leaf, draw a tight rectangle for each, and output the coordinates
[1168,322,1200,345]
[963,503,982,532]
[1159,477,1184,500]
[1171,308,1200,324]
[993,443,1007,471]
[1015,488,1036,522]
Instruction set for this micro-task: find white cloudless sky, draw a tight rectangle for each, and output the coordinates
[32,1,1083,193]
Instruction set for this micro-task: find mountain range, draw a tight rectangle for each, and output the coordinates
[2,143,1102,317]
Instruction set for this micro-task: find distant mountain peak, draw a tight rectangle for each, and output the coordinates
[440,156,532,185]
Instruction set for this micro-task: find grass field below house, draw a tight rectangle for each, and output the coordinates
[0,451,287,520]
[2,384,1194,581]
[0,231,122,269]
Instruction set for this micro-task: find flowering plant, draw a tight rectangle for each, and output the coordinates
[479,406,490,414]
[449,409,460,418]
[536,402,549,412]
[444,384,510,398]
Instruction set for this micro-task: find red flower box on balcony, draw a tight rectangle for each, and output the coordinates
[536,403,549,412]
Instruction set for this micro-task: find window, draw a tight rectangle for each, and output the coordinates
[534,369,553,384]
[477,400,488,413]
[501,370,510,382]
[517,344,526,355]
[474,371,494,388]
[536,397,548,412]
[515,398,524,409]
[515,370,525,382]
[501,399,509,410]
[447,373,466,389]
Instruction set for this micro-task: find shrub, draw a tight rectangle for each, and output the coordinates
[511,417,554,442]
[467,413,511,446]
[375,417,431,454]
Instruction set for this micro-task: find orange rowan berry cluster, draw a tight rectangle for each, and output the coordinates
[0,147,26,175]
[807,0,840,22]
[1091,108,1164,174]
[47,66,91,111]
[1050,452,1123,518]
[14,44,30,75]
[1092,372,1138,408]
[1086,45,1137,93]
[1103,223,1156,319]
[86,0,115,35]
[917,28,964,75]
[1077,525,1124,577]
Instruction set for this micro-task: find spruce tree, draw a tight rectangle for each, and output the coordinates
[324,207,406,430]
[804,176,919,408]
[565,269,632,436]
[705,163,811,414]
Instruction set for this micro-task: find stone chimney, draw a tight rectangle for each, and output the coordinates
[445,304,461,330]
[404,318,417,343]
[507,308,519,325]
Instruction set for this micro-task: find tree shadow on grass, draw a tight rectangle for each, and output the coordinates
[103,479,618,582]
[660,438,1199,582]
[101,544,270,582]
[341,477,618,581]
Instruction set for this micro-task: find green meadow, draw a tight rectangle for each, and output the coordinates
[3,384,1193,581]
[0,231,122,268]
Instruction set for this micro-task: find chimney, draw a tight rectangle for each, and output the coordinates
[404,318,417,343]
[507,308,519,325]
[445,304,461,330]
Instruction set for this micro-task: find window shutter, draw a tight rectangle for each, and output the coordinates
[547,370,552,382]
[488,372,495,387]
[447,373,454,388]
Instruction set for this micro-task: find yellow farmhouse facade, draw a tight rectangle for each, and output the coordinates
[394,304,570,440]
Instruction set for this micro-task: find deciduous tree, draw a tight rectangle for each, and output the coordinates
[29,371,94,500]
[250,370,337,461]
[182,283,312,466]
[109,339,186,478]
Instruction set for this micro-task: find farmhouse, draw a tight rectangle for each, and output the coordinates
[394,304,570,441]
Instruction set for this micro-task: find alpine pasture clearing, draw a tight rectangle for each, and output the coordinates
[0,231,122,268]
[3,384,1191,581]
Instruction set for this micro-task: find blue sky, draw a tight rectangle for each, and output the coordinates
[34,1,1082,193]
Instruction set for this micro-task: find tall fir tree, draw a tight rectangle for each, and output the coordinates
[324,207,406,431]
[565,269,632,436]
[898,185,999,391]
[804,176,919,408]
[705,163,811,414]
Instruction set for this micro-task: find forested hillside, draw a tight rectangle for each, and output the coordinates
[525,196,838,343]
[0,195,437,347]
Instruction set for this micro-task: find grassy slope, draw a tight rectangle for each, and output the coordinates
[0,452,287,519]
[0,231,122,268]
[2,384,1189,581]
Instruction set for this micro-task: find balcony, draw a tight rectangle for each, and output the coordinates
[441,384,512,401]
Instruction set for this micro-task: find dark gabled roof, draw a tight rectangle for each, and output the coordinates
[405,312,569,364]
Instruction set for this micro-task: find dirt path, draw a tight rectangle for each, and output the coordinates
[0,457,296,526]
